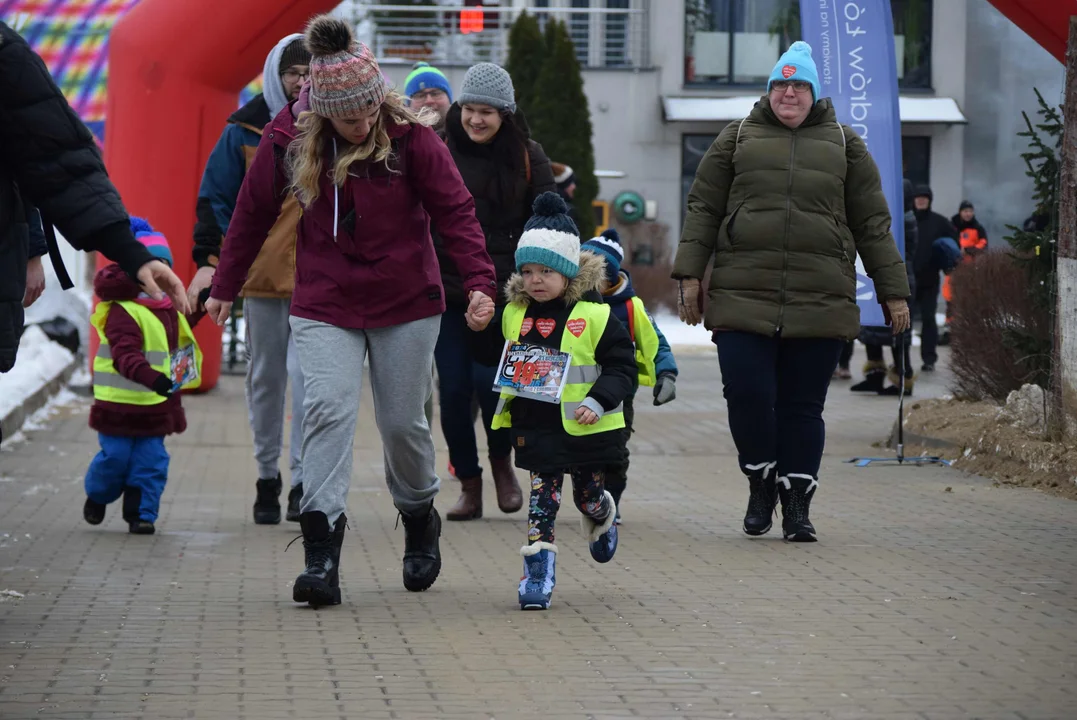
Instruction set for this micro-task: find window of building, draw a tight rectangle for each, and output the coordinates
[604,0,631,67]
[570,0,591,66]
[901,136,930,189]
[681,133,719,227]
[684,0,933,89]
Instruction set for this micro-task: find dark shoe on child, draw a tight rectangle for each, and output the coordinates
[293,511,346,607]
[850,361,886,393]
[921,363,935,373]
[122,487,142,524]
[582,491,618,563]
[399,504,442,592]
[445,477,482,521]
[777,474,818,542]
[128,520,155,535]
[253,474,282,525]
[743,462,778,536]
[490,455,523,513]
[286,483,303,523]
[519,543,557,610]
[83,497,106,525]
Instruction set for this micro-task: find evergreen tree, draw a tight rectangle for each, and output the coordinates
[1002,88,1061,394]
[505,11,544,118]
[529,20,598,238]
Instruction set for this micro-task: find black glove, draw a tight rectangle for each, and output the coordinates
[653,373,677,406]
[152,374,174,398]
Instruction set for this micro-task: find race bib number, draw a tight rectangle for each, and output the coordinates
[493,341,572,404]
[169,345,199,393]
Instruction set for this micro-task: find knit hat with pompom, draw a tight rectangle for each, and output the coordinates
[515,192,581,279]
[305,15,386,118]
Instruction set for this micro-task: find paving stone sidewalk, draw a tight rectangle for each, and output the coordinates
[0,346,1074,720]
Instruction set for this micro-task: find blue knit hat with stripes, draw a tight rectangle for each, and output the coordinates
[515,192,581,279]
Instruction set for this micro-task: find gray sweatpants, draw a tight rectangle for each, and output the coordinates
[244,297,305,487]
[290,315,441,523]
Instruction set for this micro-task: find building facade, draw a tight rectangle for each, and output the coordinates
[371,0,1063,246]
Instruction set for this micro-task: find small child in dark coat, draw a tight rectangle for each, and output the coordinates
[467,193,637,610]
[83,218,203,534]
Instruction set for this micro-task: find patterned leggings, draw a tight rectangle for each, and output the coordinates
[527,467,612,545]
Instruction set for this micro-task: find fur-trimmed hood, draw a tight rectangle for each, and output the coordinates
[503,250,607,306]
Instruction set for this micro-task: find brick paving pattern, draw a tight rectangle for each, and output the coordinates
[1,347,1074,719]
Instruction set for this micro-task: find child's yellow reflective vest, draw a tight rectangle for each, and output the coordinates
[491,301,625,436]
[90,300,202,406]
[622,296,660,387]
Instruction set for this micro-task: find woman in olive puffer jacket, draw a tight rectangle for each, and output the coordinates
[672,41,911,543]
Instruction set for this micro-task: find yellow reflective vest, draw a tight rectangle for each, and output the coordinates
[90,300,202,406]
[622,296,659,387]
[491,301,625,436]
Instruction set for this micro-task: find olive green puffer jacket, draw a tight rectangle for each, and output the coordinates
[672,97,910,340]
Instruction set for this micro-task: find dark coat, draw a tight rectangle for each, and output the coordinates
[0,22,153,372]
[912,206,957,284]
[470,252,637,472]
[435,104,557,307]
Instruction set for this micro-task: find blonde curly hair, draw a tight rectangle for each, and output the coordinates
[287,91,435,207]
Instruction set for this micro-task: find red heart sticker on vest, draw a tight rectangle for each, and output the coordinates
[536,319,556,337]
[567,319,586,337]
[520,318,534,335]
[781,64,797,79]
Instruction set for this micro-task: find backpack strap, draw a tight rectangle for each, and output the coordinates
[625,299,635,344]
[836,121,846,149]
[735,117,748,145]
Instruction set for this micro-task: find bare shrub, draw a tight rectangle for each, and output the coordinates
[948,251,1052,401]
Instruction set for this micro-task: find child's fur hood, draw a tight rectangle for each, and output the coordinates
[503,250,608,306]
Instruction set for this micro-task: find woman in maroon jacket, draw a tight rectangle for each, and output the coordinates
[206,16,497,608]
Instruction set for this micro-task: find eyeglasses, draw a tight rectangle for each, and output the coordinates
[282,69,310,82]
[410,89,446,102]
[771,80,812,93]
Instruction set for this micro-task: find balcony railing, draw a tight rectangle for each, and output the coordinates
[338,2,650,70]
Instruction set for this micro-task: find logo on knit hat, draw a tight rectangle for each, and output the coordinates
[781,65,797,78]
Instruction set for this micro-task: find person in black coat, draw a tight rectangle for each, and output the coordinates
[910,185,957,372]
[851,179,919,395]
[0,21,189,373]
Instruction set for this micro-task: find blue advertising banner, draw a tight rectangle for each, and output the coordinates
[799,0,904,328]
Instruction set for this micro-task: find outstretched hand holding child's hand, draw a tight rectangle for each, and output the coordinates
[465,291,495,331]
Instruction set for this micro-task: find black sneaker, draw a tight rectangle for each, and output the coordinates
[292,512,346,607]
[777,474,818,542]
[286,483,303,523]
[128,520,155,535]
[253,474,282,525]
[921,363,935,373]
[743,463,778,536]
[398,504,442,592]
[83,497,106,525]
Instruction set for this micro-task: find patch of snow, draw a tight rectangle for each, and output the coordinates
[0,432,26,451]
[652,312,713,348]
[23,257,92,352]
[0,590,25,602]
[21,389,84,432]
[0,326,74,423]
[68,365,92,387]
[22,483,59,497]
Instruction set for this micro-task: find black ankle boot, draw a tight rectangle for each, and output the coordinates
[777,474,818,542]
[398,504,441,592]
[293,511,346,607]
[253,474,282,525]
[850,368,886,393]
[743,463,778,536]
[122,487,142,524]
[286,483,303,523]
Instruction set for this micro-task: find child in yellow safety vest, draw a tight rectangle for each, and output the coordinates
[84,218,204,535]
[466,193,637,610]
[581,229,679,524]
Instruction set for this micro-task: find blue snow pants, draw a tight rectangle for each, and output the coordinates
[84,433,169,523]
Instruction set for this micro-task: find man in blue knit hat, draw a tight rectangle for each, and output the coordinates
[405,61,453,129]
[582,228,678,523]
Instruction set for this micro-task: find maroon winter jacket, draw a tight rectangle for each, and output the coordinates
[89,265,203,437]
[210,104,497,328]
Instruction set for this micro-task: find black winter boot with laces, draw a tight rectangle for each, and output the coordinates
[777,474,818,542]
[398,503,442,592]
[253,474,282,525]
[742,462,778,536]
[293,511,346,607]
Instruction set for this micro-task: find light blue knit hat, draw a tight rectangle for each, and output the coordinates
[768,41,820,103]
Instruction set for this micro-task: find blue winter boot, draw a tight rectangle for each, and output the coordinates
[519,542,557,610]
[583,490,618,563]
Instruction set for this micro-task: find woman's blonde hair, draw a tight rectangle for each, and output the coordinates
[287,91,435,207]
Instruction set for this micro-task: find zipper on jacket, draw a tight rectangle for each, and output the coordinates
[776,131,796,333]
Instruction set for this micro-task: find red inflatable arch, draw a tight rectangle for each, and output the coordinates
[96,0,337,391]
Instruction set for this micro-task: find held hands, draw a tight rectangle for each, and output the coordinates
[187,266,216,311]
[205,297,233,327]
[465,291,495,331]
[574,406,600,425]
[138,260,191,315]
[677,278,703,326]
[883,298,911,335]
